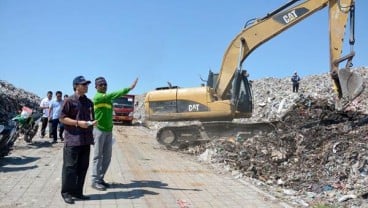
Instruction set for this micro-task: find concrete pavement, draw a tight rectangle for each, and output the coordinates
[0,125,292,208]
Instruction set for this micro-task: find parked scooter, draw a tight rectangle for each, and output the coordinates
[12,106,42,143]
[0,120,19,158]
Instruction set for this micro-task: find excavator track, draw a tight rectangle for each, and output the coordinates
[156,121,278,149]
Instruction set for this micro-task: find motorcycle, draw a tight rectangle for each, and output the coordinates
[12,106,42,143]
[0,120,19,158]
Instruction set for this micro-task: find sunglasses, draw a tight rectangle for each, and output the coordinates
[98,83,107,87]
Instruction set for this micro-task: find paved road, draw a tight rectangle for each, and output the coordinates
[0,125,291,208]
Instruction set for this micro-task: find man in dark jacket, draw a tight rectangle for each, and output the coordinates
[291,71,301,93]
[59,76,97,204]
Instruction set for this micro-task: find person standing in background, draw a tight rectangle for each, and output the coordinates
[291,71,301,93]
[40,91,53,138]
[58,94,69,140]
[91,76,138,191]
[48,91,64,143]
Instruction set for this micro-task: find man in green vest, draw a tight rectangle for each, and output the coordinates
[91,76,138,191]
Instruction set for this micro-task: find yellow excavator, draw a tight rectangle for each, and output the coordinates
[144,0,364,148]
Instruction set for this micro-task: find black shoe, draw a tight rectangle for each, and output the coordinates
[62,194,75,204]
[52,140,57,144]
[91,183,106,191]
[72,194,90,200]
[101,180,110,188]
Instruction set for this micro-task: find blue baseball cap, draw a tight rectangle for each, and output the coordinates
[73,76,91,85]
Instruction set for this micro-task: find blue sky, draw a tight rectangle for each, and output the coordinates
[1,0,367,99]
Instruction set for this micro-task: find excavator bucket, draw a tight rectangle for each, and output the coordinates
[338,68,364,100]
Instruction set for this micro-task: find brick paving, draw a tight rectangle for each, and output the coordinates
[0,126,292,208]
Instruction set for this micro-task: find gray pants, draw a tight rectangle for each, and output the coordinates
[91,128,113,184]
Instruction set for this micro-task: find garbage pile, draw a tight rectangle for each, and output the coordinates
[188,67,368,207]
[195,95,368,207]
[241,67,368,123]
[0,80,40,124]
[139,67,368,207]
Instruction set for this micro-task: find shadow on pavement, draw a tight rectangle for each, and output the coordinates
[0,165,38,172]
[0,156,40,172]
[13,140,53,151]
[27,140,53,148]
[112,180,202,191]
[88,189,159,200]
[87,180,201,200]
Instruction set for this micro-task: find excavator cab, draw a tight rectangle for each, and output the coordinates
[206,70,218,89]
[231,70,253,116]
[207,69,253,117]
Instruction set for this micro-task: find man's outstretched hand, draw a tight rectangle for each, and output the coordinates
[130,78,138,90]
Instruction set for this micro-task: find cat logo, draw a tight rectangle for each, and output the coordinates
[188,104,200,112]
[273,8,308,25]
[283,10,298,24]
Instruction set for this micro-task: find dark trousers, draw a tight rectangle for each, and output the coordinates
[59,123,64,139]
[40,117,52,137]
[51,119,61,141]
[61,145,90,197]
[292,83,299,93]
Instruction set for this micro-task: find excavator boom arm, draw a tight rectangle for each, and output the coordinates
[216,0,356,100]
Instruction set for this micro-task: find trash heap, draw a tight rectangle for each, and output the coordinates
[0,80,40,124]
[196,95,368,207]
[188,67,368,207]
[138,67,368,207]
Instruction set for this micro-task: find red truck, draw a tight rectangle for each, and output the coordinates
[112,94,135,125]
